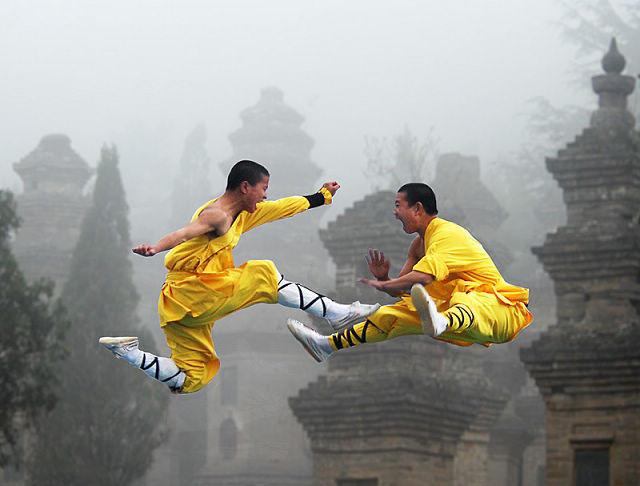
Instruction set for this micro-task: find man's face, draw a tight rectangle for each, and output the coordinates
[394,191,418,233]
[245,175,269,212]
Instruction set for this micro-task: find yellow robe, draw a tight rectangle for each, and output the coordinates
[414,217,532,345]
[331,217,532,351]
[159,190,331,393]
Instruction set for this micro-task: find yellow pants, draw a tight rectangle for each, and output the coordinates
[162,260,279,393]
[330,291,532,351]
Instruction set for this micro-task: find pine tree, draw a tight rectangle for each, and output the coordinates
[28,145,169,486]
[0,190,67,467]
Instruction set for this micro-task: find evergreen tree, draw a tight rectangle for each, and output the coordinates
[170,124,212,230]
[28,145,169,486]
[0,190,67,467]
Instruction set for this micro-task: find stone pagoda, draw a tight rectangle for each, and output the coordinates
[12,134,92,286]
[192,88,329,486]
[521,39,640,486]
[222,86,321,198]
[292,172,514,485]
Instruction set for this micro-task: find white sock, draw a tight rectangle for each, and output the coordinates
[121,348,186,391]
[277,274,352,320]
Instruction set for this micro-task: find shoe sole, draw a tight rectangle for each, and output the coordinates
[329,303,382,332]
[98,336,138,345]
[411,285,437,337]
[98,336,139,359]
[286,319,323,363]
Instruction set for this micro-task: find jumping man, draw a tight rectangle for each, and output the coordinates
[286,182,532,361]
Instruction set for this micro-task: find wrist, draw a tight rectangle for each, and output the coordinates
[319,186,333,205]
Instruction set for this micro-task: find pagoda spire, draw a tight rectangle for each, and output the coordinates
[590,37,635,129]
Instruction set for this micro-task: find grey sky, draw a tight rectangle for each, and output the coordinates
[1,0,592,216]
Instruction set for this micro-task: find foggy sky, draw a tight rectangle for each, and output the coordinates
[1,0,593,221]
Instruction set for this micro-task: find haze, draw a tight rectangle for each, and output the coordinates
[1,0,589,217]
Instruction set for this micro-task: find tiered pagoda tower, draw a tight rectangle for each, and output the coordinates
[292,151,522,485]
[12,134,92,286]
[521,39,640,486]
[222,86,321,197]
[193,87,329,486]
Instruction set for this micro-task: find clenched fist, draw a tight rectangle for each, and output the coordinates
[321,181,340,196]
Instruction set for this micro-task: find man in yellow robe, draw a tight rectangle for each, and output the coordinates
[99,160,379,393]
[286,182,532,361]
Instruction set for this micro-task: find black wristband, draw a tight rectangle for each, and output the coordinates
[303,192,325,208]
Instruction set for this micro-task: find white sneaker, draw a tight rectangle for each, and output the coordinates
[411,285,448,337]
[287,319,333,363]
[98,336,139,359]
[327,301,381,331]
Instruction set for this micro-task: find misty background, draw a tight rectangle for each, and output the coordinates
[3,1,637,485]
[1,0,590,214]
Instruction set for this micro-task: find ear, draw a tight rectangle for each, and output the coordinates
[239,181,250,194]
[415,201,425,214]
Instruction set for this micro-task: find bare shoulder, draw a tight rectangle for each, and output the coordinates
[197,205,228,228]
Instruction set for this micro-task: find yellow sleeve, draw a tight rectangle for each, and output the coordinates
[240,196,306,233]
[413,250,449,281]
[242,188,332,232]
[412,221,493,281]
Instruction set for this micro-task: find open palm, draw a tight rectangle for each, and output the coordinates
[366,248,390,280]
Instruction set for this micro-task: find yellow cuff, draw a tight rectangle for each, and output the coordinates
[319,186,333,205]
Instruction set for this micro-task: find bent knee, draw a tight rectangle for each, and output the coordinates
[178,357,220,394]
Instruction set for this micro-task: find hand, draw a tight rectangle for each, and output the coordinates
[132,244,158,257]
[359,278,387,291]
[365,248,390,280]
[321,181,340,196]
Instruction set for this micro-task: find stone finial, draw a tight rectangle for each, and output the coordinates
[590,39,635,128]
[602,38,625,74]
[260,86,284,103]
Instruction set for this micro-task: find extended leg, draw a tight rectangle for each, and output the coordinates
[196,260,380,330]
[277,273,380,329]
[287,297,422,361]
[286,318,387,362]
[98,336,186,392]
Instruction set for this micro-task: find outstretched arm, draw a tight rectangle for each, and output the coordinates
[243,181,339,232]
[132,208,225,257]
